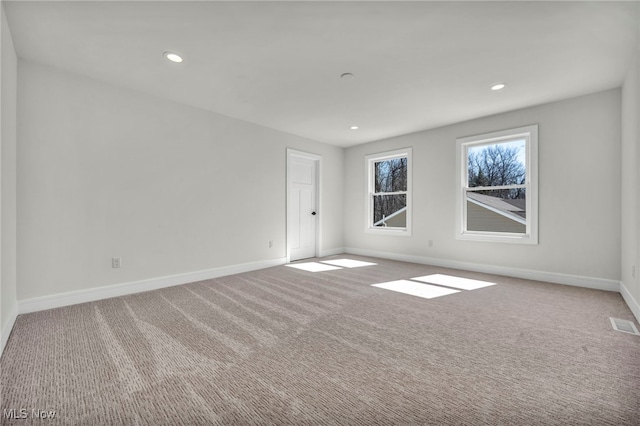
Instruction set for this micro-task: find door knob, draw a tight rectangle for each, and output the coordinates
[311,212,317,216]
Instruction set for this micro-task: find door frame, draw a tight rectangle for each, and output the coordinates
[286,149,322,263]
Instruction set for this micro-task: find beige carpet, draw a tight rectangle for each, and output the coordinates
[1,255,639,425]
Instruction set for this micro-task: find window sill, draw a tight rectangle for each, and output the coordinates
[456,232,537,245]
[366,227,412,237]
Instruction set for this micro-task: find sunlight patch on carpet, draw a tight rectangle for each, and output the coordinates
[412,274,496,291]
[372,280,460,299]
[285,262,342,272]
[321,259,377,268]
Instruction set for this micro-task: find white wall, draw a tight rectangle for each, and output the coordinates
[1,3,18,351]
[621,44,640,319]
[8,21,638,324]
[344,89,622,285]
[17,60,343,301]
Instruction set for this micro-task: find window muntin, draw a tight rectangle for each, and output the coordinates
[365,148,412,235]
[456,126,537,244]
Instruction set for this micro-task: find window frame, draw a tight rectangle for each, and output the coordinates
[456,125,538,244]
[364,148,412,236]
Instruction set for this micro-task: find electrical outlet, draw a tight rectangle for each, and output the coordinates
[428,240,434,247]
[269,241,274,248]
[112,257,121,269]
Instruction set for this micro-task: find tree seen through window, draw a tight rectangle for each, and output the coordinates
[373,157,407,226]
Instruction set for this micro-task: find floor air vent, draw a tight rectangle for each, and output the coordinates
[609,318,640,336]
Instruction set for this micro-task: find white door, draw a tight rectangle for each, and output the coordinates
[288,153,318,261]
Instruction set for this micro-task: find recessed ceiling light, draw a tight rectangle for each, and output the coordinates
[491,83,506,91]
[164,51,183,63]
[341,73,354,80]
[350,126,359,130]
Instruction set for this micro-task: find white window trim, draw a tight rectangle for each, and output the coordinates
[455,125,538,244]
[364,147,412,236]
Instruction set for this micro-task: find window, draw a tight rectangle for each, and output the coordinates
[365,148,412,235]
[456,125,538,244]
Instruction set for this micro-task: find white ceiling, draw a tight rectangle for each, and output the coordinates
[4,1,639,147]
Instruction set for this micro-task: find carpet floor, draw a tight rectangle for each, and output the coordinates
[1,255,639,425]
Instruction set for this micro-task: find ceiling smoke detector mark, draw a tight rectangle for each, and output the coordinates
[609,318,640,336]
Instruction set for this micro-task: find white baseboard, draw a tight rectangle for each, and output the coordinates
[344,247,620,292]
[1,303,18,356]
[18,257,287,315]
[620,281,640,324]
[11,248,633,342]
[319,247,345,258]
